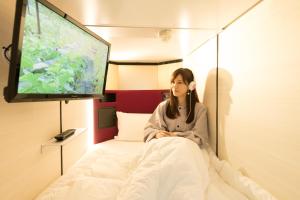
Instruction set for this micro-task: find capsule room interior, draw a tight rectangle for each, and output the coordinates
[0,0,299,199]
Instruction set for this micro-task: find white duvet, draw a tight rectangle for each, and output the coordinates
[36,138,277,200]
[117,137,209,200]
[37,137,209,200]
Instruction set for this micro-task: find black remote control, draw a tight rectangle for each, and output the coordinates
[54,129,76,141]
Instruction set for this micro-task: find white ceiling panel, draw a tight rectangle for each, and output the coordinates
[47,0,261,62]
[88,27,217,62]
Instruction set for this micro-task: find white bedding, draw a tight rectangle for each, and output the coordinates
[36,138,277,200]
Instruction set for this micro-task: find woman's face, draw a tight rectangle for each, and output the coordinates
[171,74,188,98]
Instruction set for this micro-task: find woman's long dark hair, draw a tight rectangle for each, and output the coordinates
[166,68,199,123]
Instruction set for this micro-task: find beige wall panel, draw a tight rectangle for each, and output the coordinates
[118,65,158,89]
[184,37,217,152]
[157,62,182,89]
[0,1,92,199]
[63,130,88,173]
[62,99,93,146]
[218,0,300,199]
[106,64,119,90]
[184,37,217,102]
[0,100,61,200]
[217,0,261,28]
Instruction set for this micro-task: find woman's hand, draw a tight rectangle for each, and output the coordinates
[155,131,176,138]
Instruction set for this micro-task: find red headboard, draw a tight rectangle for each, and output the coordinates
[93,90,169,144]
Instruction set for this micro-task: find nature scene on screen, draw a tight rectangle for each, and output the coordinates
[18,0,108,94]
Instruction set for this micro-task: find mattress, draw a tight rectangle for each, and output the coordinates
[35,138,277,200]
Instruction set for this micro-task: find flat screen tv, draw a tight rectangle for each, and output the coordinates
[4,0,110,102]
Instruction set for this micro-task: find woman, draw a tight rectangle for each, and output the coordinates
[144,68,208,148]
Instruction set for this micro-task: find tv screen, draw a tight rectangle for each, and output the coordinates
[4,0,110,102]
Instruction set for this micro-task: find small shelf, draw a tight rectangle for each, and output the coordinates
[41,128,87,175]
[41,128,86,152]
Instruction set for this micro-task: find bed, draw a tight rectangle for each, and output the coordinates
[35,90,277,200]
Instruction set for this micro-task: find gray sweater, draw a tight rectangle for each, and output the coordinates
[144,100,209,148]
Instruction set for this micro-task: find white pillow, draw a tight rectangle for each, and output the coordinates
[116,111,152,142]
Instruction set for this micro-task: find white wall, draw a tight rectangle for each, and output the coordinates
[183,37,218,153]
[0,1,91,199]
[157,62,183,89]
[107,62,183,90]
[105,64,119,90]
[183,1,300,199]
[118,65,158,89]
[218,0,300,199]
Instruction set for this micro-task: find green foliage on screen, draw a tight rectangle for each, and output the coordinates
[18,0,108,94]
